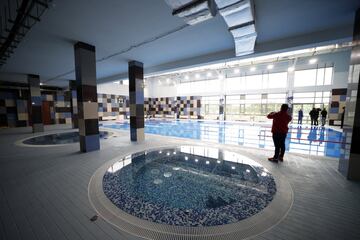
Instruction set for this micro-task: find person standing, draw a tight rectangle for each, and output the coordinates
[314,108,320,126]
[267,104,292,162]
[298,109,303,125]
[309,108,316,125]
[341,106,345,129]
[321,108,328,126]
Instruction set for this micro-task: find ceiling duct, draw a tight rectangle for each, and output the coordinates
[215,0,257,56]
[164,0,216,25]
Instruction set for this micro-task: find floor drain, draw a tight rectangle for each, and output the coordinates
[90,215,98,222]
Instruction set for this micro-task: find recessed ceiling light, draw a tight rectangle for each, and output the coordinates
[195,73,200,79]
[158,80,162,84]
[267,64,274,70]
[166,78,170,83]
[207,72,212,77]
[250,66,256,71]
[184,75,189,80]
[113,81,120,84]
[309,58,317,64]
[218,74,224,79]
[288,67,295,72]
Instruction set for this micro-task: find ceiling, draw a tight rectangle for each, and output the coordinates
[0,0,359,87]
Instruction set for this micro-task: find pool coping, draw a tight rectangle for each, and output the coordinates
[88,144,294,240]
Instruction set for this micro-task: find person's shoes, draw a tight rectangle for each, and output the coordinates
[268,157,278,162]
[278,157,284,162]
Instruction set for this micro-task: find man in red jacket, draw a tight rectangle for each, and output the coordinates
[267,104,292,162]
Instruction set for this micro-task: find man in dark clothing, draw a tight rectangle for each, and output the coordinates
[267,104,292,162]
[309,108,316,125]
[298,109,303,125]
[321,108,328,126]
[341,106,345,129]
[314,109,320,126]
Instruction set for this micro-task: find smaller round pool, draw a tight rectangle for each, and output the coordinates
[103,146,276,227]
[22,131,111,145]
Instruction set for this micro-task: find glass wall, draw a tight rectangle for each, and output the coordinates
[201,96,220,120]
[294,67,333,87]
[292,91,331,123]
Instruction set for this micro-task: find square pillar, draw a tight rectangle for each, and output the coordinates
[28,74,44,133]
[69,80,78,128]
[129,61,144,141]
[74,42,100,152]
[339,9,360,180]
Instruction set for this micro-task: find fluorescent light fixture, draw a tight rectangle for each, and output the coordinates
[309,58,317,64]
[250,66,256,71]
[267,64,274,70]
[233,68,240,74]
[288,66,295,72]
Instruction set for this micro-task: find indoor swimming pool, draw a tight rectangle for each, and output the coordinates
[103,146,276,227]
[102,119,343,158]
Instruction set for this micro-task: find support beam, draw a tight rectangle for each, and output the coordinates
[28,74,44,133]
[339,9,360,180]
[129,61,144,142]
[69,80,78,128]
[74,42,99,152]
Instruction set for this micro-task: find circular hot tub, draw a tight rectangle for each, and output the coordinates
[20,131,112,146]
[89,146,293,239]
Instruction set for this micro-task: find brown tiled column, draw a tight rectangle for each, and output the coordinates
[129,61,144,141]
[74,42,100,152]
[28,74,44,133]
[69,80,78,128]
[339,9,360,180]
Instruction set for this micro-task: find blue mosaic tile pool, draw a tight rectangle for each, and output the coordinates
[102,120,343,158]
[103,146,276,227]
[22,131,111,145]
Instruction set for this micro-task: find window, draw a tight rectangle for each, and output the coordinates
[224,77,245,92]
[245,75,262,89]
[178,79,221,95]
[267,72,288,88]
[294,67,333,87]
[294,69,317,87]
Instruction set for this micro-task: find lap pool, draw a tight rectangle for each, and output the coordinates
[102,119,343,158]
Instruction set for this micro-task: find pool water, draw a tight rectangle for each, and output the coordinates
[103,146,276,227]
[102,119,343,158]
[22,131,111,145]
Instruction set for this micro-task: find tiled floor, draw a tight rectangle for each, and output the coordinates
[0,124,359,240]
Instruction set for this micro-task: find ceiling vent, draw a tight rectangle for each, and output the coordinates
[164,0,216,25]
[215,0,257,56]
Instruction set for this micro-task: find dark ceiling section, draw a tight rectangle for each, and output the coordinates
[0,0,49,67]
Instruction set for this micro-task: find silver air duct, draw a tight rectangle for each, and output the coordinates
[164,0,216,25]
[215,0,257,56]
